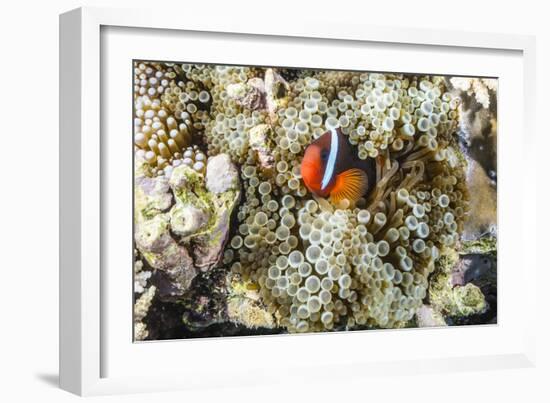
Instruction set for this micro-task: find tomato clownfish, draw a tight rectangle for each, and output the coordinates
[301,128,375,204]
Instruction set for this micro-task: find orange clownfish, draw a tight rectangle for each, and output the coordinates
[301,128,375,203]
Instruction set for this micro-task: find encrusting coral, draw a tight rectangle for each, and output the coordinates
[133,250,155,340]
[449,77,497,109]
[134,285,156,341]
[450,76,497,241]
[416,304,447,327]
[226,277,276,329]
[134,148,240,301]
[427,247,487,318]
[132,61,495,338]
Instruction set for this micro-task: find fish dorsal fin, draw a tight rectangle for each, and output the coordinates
[330,168,369,204]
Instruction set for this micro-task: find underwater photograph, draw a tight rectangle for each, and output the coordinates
[133,62,497,341]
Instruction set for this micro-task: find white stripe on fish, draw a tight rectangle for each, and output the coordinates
[321,128,338,190]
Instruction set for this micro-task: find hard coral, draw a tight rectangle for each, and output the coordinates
[134,153,240,301]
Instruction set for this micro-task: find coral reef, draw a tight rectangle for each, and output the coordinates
[452,78,498,240]
[134,151,240,301]
[134,285,156,341]
[462,159,496,239]
[426,241,495,325]
[450,78,497,109]
[416,305,447,327]
[227,277,276,329]
[225,72,469,332]
[133,61,498,339]
[133,250,156,340]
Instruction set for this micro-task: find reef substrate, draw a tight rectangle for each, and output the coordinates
[132,62,498,339]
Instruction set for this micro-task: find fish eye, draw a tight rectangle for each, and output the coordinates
[320,149,329,160]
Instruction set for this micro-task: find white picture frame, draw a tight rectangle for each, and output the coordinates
[60,6,537,396]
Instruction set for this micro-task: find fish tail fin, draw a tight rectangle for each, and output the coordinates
[330,168,369,204]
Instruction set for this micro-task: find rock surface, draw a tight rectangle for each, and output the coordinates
[205,154,240,195]
[134,154,240,302]
[463,159,497,240]
[226,276,275,329]
[264,68,290,118]
[453,79,498,241]
[170,202,210,238]
[249,124,275,176]
[427,241,495,326]
[416,305,447,327]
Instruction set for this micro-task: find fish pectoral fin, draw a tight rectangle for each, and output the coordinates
[330,168,369,204]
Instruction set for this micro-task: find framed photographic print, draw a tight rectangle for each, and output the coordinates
[60,6,537,396]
